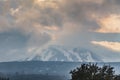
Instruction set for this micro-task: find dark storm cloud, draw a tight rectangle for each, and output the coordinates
[58,0,120,31]
[1,0,120,32]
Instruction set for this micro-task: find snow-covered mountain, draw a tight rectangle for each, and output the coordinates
[25,45,102,62]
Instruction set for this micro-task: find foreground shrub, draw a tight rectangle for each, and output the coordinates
[70,63,120,80]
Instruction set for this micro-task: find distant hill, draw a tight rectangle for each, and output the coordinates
[0,61,120,77]
[0,61,80,76]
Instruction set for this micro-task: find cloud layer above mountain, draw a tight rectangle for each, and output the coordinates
[0,0,120,62]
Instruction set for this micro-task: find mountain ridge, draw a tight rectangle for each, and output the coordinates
[24,45,103,62]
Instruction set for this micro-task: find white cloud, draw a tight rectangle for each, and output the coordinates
[10,6,22,16]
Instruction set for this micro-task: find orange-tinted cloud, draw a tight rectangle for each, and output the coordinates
[96,15,120,33]
[92,41,120,52]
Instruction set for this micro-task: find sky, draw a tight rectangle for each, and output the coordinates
[0,0,120,62]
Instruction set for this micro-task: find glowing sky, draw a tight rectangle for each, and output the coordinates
[0,0,120,62]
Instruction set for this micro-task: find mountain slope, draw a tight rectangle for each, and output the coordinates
[25,45,102,62]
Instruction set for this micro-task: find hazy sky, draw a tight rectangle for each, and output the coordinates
[0,0,120,62]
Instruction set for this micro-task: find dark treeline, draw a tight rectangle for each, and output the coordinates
[70,63,120,80]
[5,74,66,80]
[11,74,65,80]
[0,77,9,80]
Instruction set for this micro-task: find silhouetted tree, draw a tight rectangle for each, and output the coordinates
[70,63,116,80]
[114,75,120,80]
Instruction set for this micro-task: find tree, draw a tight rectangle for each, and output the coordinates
[114,75,120,80]
[70,63,115,80]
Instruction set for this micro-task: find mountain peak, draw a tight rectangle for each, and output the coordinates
[24,45,103,62]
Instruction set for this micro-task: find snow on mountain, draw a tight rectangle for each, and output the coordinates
[25,45,102,62]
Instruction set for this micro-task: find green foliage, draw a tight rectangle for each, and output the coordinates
[70,63,119,80]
